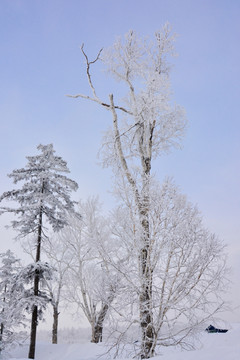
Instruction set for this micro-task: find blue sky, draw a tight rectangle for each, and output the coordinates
[0,0,239,322]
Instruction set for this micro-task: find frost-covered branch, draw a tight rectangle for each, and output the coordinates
[68,26,228,359]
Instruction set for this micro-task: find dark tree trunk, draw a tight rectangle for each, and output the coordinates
[91,323,103,343]
[0,284,6,352]
[91,303,109,343]
[0,322,4,353]
[28,305,38,359]
[28,196,43,359]
[0,322,3,339]
[52,306,59,344]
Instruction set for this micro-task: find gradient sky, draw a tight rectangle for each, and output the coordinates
[0,0,239,325]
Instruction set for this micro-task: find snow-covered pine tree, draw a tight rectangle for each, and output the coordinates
[0,144,78,359]
[16,261,54,322]
[0,250,26,356]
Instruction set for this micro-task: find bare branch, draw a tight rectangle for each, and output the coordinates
[67,44,133,115]
[66,93,132,115]
[81,43,102,65]
[109,94,140,208]
[81,43,103,100]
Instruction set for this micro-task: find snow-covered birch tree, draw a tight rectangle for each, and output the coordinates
[65,197,118,343]
[105,179,228,357]
[0,144,78,359]
[68,25,186,358]
[42,234,74,344]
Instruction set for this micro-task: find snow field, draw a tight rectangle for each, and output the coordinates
[9,323,240,360]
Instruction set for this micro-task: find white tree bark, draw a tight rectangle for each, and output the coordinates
[64,198,117,344]
[67,26,198,358]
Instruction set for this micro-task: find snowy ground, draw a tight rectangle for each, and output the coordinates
[9,323,240,360]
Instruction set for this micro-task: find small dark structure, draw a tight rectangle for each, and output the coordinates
[205,325,228,333]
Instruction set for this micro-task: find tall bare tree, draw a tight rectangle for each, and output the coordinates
[68,25,186,358]
[65,197,117,343]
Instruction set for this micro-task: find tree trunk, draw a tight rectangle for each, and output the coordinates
[139,171,154,358]
[28,195,43,359]
[52,306,59,344]
[91,303,109,343]
[110,94,155,357]
[28,305,38,359]
[0,284,6,353]
[91,323,103,343]
[0,322,4,354]
[139,246,154,358]
[139,218,154,358]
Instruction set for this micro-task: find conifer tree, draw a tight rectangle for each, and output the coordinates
[0,144,78,359]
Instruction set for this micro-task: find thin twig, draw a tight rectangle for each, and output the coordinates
[81,44,103,100]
